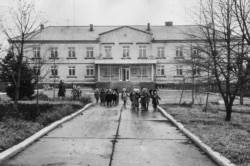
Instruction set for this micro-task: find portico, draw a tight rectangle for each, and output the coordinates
[95,59,156,83]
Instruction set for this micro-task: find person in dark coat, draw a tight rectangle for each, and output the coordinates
[112,89,119,106]
[140,88,147,111]
[100,89,106,106]
[152,90,161,111]
[58,79,66,99]
[106,89,113,107]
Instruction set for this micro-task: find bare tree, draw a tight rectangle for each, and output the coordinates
[233,0,250,105]
[0,0,45,111]
[189,0,250,121]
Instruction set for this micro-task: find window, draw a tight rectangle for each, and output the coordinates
[176,66,183,76]
[86,66,94,76]
[139,45,146,58]
[68,47,75,58]
[157,65,165,76]
[51,47,58,58]
[33,66,40,75]
[193,67,200,76]
[51,66,58,76]
[33,47,40,58]
[176,47,183,57]
[142,68,146,76]
[157,47,165,58]
[122,46,130,58]
[87,47,94,58]
[69,66,75,76]
[104,46,112,58]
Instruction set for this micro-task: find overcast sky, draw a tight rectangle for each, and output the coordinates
[0,0,200,45]
[0,0,200,25]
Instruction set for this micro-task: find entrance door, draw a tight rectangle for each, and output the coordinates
[120,67,130,81]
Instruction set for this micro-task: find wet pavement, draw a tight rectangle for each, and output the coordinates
[4,101,218,166]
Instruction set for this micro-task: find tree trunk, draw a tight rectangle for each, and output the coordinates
[239,85,244,105]
[13,64,21,111]
[225,103,232,121]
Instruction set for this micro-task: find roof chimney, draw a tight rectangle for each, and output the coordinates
[147,23,151,31]
[89,24,93,31]
[165,21,173,26]
[40,24,44,30]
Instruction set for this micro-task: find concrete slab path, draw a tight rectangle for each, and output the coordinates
[3,101,218,166]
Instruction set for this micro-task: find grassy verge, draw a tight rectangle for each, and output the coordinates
[0,95,92,153]
[160,104,250,166]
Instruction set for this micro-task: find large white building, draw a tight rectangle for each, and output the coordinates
[16,22,199,90]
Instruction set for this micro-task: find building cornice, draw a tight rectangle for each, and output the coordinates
[10,40,100,44]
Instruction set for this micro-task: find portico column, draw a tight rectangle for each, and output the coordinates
[110,65,111,82]
[98,64,100,81]
[140,65,142,82]
[151,64,154,81]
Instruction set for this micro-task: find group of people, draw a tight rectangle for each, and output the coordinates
[94,88,119,107]
[129,88,161,111]
[58,79,82,100]
[94,87,161,111]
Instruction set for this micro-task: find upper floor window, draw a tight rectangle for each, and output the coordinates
[176,65,183,76]
[69,66,75,76]
[51,65,58,76]
[122,46,130,58]
[104,46,112,58]
[33,47,40,58]
[51,47,58,58]
[176,47,183,58]
[87,47,94,58]
[139,45,146,58]
[157,65,165,76]
[157,47,165,58]
[86,66,94,76]
[68,47,75,58]
[192,48,199,59]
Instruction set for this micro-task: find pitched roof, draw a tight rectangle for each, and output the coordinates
[22,25,200,42]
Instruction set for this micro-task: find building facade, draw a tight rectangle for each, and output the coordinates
[21,22,199,90]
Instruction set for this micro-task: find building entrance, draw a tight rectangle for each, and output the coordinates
[119,67,130,81]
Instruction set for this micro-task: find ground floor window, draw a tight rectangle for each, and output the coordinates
[51,66,58,76]
[69,66,75,76]
[157,65,165,76]
[176,66,183,76]
[87,66,94,76]
[33,66,40,75]
[192,67,200,76]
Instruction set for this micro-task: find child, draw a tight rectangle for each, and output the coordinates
[134,89,141,111]
[71,85,78,100]
[152,90,161,111]
[121,88,128,108]
[130,89,136,109]
[94,88,100,103]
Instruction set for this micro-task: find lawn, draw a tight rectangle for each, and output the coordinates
[160,104,250,166]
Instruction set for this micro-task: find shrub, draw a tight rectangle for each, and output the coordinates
[78,95,92,105]
[36,105,76,126]
[33,93,50,101]
[1,51,35,100]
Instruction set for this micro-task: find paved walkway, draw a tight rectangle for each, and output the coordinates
[4,101,218,166]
